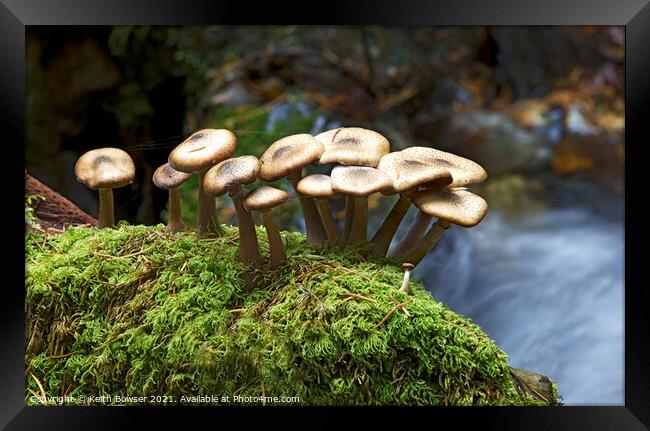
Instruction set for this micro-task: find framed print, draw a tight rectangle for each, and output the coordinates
[5,0,649,428]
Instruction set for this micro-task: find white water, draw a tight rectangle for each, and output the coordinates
[414,207,624,405]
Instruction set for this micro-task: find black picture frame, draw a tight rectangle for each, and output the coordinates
[5,0,649,428]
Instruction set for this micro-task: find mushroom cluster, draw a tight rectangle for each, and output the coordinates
[74,126,488,291]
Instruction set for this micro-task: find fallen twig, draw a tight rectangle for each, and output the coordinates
[342,292,378,303]
[390,296,412,317]
[31,373,47,405]
[372,300,410,330]
[47,351,74,360]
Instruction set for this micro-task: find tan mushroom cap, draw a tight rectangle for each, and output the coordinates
[412,188,488,228]
[152,162,192,189]
[313,127,344,144]
[75,147,135,190]
[169,129,237,173]
[259,134,324,181]
[330,166,394,197]
[377,151,453,193]
[400,146,487,187]
[203,155,260,197]
[244,186,289,211]
[296,174,336,198]
[317,127,390,167]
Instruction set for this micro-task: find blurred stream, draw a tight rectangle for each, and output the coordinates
[412,177,624,405]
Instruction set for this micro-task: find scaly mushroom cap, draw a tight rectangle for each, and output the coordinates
[75,147,135,190]
[377,151,454,193]
[296,174,335,198]
[399,146,487,187]
[203,155,260,197]
[152,162,192,189]
[412,188,488,227]
[316,127,390,167]
[244,186,289,211]
[169,129,237,173]
[259,134,324,181]
[330,166,394,197]
[313,127,343,146]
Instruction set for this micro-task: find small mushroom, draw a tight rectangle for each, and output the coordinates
[401,188,488,267]
[169,129,237,236]
[330,166,393,245]
[74,147,136,228]
[399,263,415,293]
[152,163,192,234]
[296,174,340,245]
[203,156,261,266]
[244,186,289,268]
[259,134,327,246]
[389,147,487,258]
[371,151,453,258]
[315,127,391,244]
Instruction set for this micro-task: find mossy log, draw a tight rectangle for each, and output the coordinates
[25,224,559,406]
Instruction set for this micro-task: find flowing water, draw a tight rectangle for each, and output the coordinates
[412,179,624,405]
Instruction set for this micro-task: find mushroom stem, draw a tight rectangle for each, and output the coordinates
[399,264,414,293]
[97,188,114,228]
[198,170,223,236]
[316,198,340,245]
[402,219,451,267]
[287,171,327,247]
[348,196,368,245]
[370,194,412,258]
[230,185,261,267]
[389,211,433,258]
[166,188,185,234]
[342,195,356,245]
[261,210,285,268]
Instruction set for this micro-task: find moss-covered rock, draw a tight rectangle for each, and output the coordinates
[25,224,556,406]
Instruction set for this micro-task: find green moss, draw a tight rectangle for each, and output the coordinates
[25,194,46,230]
[25,224,554,406]
[551,380,563,405]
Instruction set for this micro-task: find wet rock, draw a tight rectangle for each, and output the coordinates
[209,82,263,107]
[46,38,121,103]
[414,110,549,176]
[480,174,549,217]
[551,133,624,180]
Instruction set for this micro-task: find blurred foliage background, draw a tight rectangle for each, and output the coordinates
[26,25,623,230]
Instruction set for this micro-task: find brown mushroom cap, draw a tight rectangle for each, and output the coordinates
[169,129,237,173]
[377,151,454,193]
[330,166,394,197]
[399,146,487,187]
[313,127,343,145]
[75,147,136,190]
[412,188,488,227]
[152,162,192,189]
[203,155,261,197]
[259,134,324,181]
[244,186,289,211]
[296,174,336,198]
[317,127,390,167]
